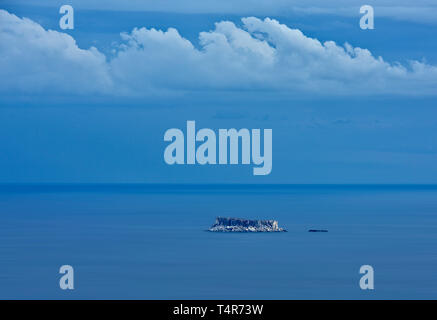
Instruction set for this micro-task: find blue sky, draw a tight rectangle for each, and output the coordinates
[1,1,437,183]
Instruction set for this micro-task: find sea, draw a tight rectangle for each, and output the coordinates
[0,184,436,299]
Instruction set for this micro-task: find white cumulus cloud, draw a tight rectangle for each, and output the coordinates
[1,9,437,96]
[0,10,112,94]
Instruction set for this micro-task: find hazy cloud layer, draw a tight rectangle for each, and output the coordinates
[2,9,437,96]
[4,0,437,24]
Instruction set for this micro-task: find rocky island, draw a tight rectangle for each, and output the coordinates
[208,217,286,232]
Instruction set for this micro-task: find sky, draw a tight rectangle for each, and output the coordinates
[0,1,437,184]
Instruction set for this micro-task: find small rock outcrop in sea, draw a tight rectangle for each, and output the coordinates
[208,217,286,232]
[308,229,328,232]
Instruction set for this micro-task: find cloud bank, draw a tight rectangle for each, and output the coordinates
[1,9,437,97]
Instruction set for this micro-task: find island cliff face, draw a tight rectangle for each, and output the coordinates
[208,217,286,232]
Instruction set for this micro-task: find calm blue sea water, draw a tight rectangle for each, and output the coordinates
[0,184,436,299]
